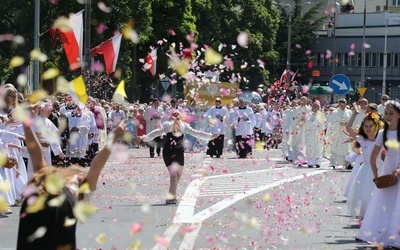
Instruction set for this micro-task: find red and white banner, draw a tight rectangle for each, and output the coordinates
[145,48,157,77]
[90,33,122,75]
[50,11,83,71]
[279,69,288,84]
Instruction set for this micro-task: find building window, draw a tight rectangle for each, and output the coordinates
[387,53,392,67]
[348,53,354,67]
[320,53,325,66]
[315,53,321,66]
[336,53,341,67]
[379,53,384,67]
[371,53,377,67]
[325,53,331,67]
[343,53,348,67]
[357,53,362,67]
[393,0,400,6]
[394,53,399,67]
[365,53,370,67]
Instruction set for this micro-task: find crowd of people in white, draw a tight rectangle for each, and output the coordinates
[1,81,400,248]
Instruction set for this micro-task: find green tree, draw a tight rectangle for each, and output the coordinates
[273,0,326,84]
[192,0,280,91]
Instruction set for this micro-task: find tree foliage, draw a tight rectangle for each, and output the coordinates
[273,0,326,85]
[0,0,323,101]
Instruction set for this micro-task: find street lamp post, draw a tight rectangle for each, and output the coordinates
[382,14,400,95]
[272,2,311,87]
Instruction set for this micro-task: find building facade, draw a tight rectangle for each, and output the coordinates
[311,6,400,103]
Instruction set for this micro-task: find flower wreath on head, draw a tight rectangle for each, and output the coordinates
[385,100,400,110]
[365,112,384,136]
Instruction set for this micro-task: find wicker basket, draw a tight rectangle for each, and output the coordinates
[373,175,397,189]
[2,157,17,169]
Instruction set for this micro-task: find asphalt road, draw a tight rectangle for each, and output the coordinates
[0,146,370,250]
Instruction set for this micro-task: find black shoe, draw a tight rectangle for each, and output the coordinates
[216,155,220,158]
[308,165,313,168]
[157,153,160,157]
[166,199,178,205]
[315,164,321,168]
[331,166,335,169]
[150,155,154,158]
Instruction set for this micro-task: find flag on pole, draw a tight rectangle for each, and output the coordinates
[50,11,83,71]
[291,69,299,82]
[90,33,122,75]
[113,80,128,103]
[279,69,288,84]
[145,48,157,77]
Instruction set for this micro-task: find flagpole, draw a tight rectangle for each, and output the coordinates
[33,0,40,91]
[84,0,92,95]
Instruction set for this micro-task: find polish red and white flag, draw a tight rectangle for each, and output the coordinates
[145,48,157,77]
[90,33,122,75]
[50,11,83,71]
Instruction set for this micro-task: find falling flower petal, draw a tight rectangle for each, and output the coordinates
[0,180,10,193]
[302,85,309,94]
[10,56,24,68]
[26,195,47,213]
[155,235,170,248]
[64,217,77,227]
[205,48,222,65]
[30,49,48,62]
[45,172,65,195]
[56,76,69,93]
[130,240,142,250]
[73,201,98,223]
[28,89,48,104]
[325,50,332,59]
[385,139,400,150]
[28,226,47,242]
[130,222,143,235]
[17,74,27,87]
[180,225,198,234]
[96,233,107,244]
[0,196,9,212]
[79,182,91,194]
[42,68,60,80]
[237,32,248,47]
[98,2,112,13]
[96,23,107,34]
[48,193,66,207]
[350,43,355,50]
[363,42,371,48]
[263,193,271,202]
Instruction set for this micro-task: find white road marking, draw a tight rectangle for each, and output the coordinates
[153,154,330,249]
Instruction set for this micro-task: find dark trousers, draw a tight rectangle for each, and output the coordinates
[207,135,224,157]
[86,143,99,166]
[235,135,253,158]
[148,136,162,156]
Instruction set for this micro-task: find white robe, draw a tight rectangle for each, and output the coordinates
[305,110,326,165]
[327,108,352,166]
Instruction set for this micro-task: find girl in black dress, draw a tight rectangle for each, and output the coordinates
[142,111,218,204]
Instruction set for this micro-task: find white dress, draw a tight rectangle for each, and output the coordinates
[346,136,378,217]
[0,130,27,205]
[343,153,363,197]
[357,130,400,247]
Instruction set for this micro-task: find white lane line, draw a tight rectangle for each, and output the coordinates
[152,223,181,250]
[153,155,329,249]
[185,170,328,223]
[178,223,203,250]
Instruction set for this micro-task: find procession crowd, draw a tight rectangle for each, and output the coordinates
[0,81,400,248]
